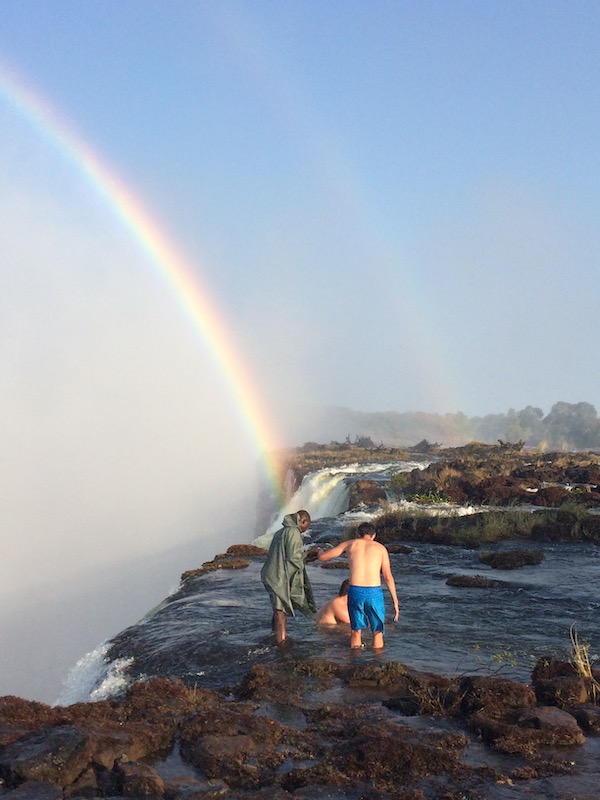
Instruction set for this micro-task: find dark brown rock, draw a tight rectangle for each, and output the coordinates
[179,706,310,790]
[330,717,468,791]
[532,657,578,681]
[0,781,63,800]
[226,544,267,557]
[163,775,229,800]
[532,486,574,506]
[347,479,387,509]
[0,655,597,800]
[0,726,90,789]
[345,660,411,692]
[235,660,340,707]
[460,675,536,717]
[63,765,99,798]
[569,704,600,734]
[515,706,585,746]
[0,698,57,733]
[478,549,544,569]
[534,676,588,707]
[118,762,165,797]
[446,574,507,588]
[386,543,413,554]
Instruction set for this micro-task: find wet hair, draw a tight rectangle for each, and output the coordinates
[356,522,376,538]
[297,510,311,524]
[339,578,350,596]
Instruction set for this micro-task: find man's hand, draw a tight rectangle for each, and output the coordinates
[305,546,321,563]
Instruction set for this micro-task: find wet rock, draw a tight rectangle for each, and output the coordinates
[345,660,411,692]
[1,657,597,799]
[579,514,600,538]
[446,574,507,588]
[304,546,320,562]
[236,660,340,705]
[178,706,311,790]
[478,549,544,569]
[569,703,600,734]
[0,781,63,800]
[534,675,588,707]
[226,544,267,557]
[462,677,585,757]
[63,764,100,798]
[0,698,57,736]
[201,557,251,571]
[459,675,536,717]
[347,479,387,509]
[181,556,251,582]
[0,726,90,788]
[163,775,229,800]
[386,543,413,554]
[118,761,165,797]
[383,670,460,716]
[378,445,600,512]
[329,717,468,792]
[531,657,579,681]
[121,677,218,722]
[515,706,585,746]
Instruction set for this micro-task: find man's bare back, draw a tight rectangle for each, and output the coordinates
[315,594,350,625]
[343,537,388,586]
[317,523,399,650]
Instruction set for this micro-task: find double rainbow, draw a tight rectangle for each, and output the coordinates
[0,62,285,503]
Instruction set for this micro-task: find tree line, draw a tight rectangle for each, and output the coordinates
[314,401,600,451]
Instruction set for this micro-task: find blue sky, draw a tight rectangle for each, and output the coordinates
[1,1,600,700]
[3,1,599,420]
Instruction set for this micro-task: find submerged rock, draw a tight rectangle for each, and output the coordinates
[446,574,508,588]
[478,549,544,569]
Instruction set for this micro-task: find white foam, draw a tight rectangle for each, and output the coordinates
[253,460,428,548]
[55,643,134,705]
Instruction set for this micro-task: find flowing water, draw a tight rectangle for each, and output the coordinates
[57,459,600,797]
[60,460,599,701]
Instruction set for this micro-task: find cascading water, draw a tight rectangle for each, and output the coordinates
[252,460,428,549]
[56,456,600,798]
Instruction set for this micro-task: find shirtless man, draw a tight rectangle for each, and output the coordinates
[317,522,399,649]
[316,579,350,625]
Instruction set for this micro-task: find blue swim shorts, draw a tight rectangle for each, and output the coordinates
[347,585,385,633]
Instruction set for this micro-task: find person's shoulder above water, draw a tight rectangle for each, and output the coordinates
[316,579,350,625]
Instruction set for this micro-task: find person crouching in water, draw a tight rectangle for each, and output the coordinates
[318,522,399,649]
[261,510,317,644]
[316,578,351,625]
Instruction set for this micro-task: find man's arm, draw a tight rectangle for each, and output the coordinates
[381,549,400,621]
[317,540,350,562]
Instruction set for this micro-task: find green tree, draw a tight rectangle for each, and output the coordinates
[543,402,600,449]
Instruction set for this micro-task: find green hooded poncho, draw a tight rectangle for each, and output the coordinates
[261,512,316,617]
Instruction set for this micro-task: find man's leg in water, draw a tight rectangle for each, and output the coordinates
[273,610,287,644]
[373,631,384,649]
[350,629,363,648]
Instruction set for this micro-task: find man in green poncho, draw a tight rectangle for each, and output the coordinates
[261,510,317,643]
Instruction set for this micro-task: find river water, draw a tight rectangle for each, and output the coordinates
[60,460,599,701]
[56,460,600,798]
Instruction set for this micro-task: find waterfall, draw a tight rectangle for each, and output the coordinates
[252,461,420,548]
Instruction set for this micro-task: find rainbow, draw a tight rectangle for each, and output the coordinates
[0,62,286,502]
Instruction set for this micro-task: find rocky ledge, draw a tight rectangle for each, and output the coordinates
[1,652,599,800]
[3,442,600,799]
[278,440,600,510]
